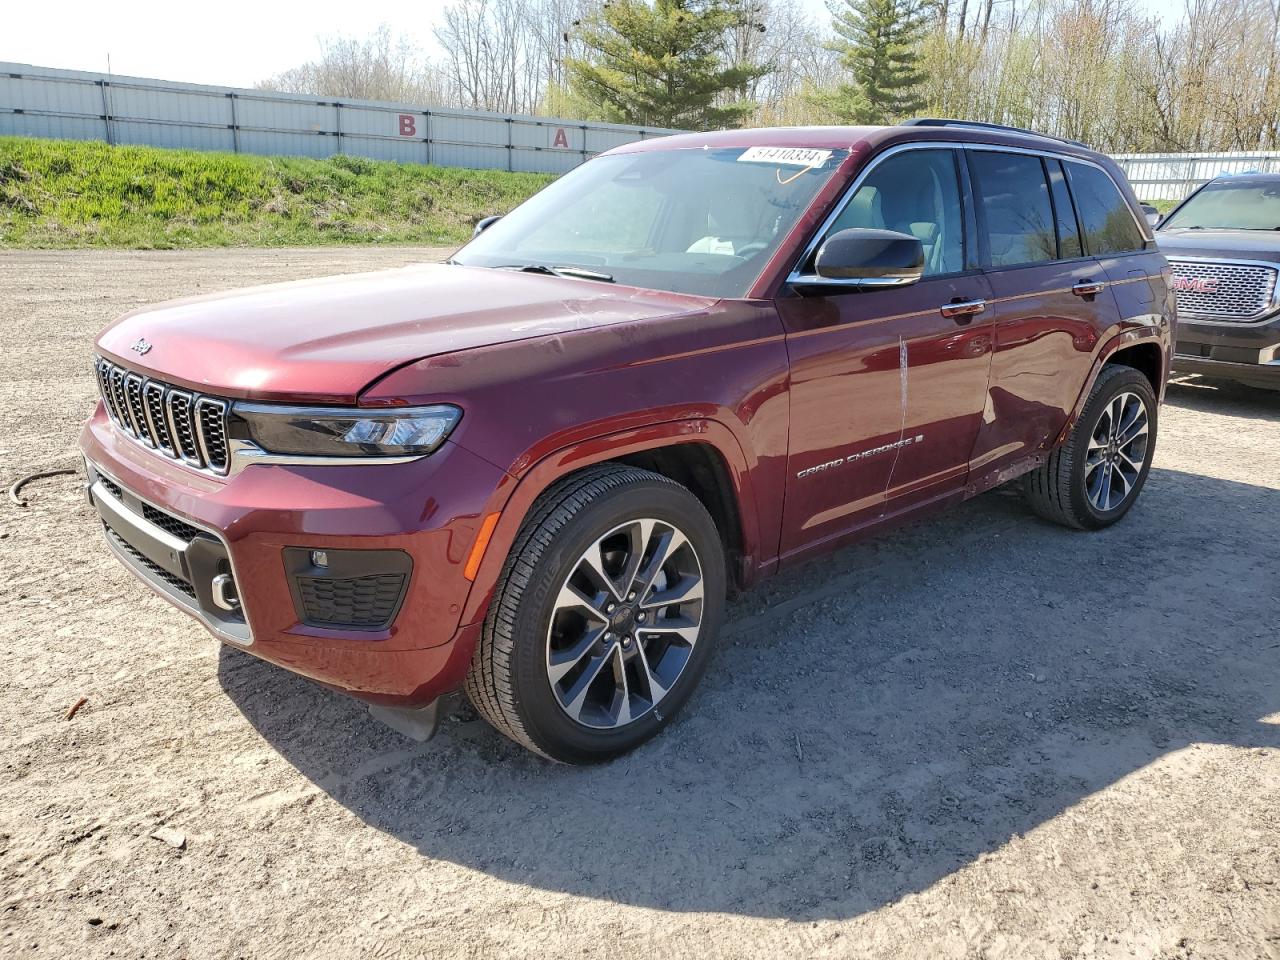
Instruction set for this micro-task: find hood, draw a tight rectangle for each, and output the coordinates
[1155,227,1280,263]
[97,263,714,403]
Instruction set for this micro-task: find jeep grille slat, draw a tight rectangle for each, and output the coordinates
[1167,259,1279,323]
[93,357,230,476]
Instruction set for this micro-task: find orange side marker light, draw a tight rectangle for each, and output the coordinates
[464,512,501,581]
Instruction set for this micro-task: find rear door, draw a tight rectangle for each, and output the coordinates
[1062,158,1166,329]
[776,146,994,560]
[966,149,1113,487]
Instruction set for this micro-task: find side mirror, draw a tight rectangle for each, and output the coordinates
[810,228,924,288]
[473,215,502,237]
[1140,204,1161,228]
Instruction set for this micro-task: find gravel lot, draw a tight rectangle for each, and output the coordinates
[2,249,1278,960]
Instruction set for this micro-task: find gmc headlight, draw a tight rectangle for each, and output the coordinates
[230,403,462,458]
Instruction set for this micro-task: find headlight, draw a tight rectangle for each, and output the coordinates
[230,403,462,458]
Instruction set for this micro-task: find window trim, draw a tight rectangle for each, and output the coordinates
[956,147,982,271]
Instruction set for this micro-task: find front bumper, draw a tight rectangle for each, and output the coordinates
[80,405,507,706]
[1173,312,1280,387]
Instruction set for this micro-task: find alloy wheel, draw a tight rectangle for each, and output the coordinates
[1085,391,1150,511]
[545,518,704,730]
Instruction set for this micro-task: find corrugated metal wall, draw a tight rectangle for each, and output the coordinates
[0,62,682,174]
[1114,151,1280,202]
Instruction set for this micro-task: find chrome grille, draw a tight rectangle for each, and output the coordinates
[94,357,230,475]
[143,380,174,454]
[196,397,229,472]
[1167,259,1279,322]
[125,373,149,442]
[168,390,200,464]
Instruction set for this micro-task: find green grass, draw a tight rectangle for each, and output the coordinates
[0,137,553,249]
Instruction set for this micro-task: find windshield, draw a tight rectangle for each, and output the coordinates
[1161,178,1280,231]
[453,146,849,298]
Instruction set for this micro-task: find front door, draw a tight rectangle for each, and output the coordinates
[777,146,994,561]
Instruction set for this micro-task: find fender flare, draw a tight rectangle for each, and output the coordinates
[456,417,762,629]
[1054,323,1170,446]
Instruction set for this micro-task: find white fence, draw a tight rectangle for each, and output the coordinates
[1113,151,1280,202]
[0,62,681,175]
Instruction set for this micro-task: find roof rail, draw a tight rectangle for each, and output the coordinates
[899,118,1087,149]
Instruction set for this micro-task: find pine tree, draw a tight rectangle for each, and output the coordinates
[825,0,927,124]
[566,0,770,129]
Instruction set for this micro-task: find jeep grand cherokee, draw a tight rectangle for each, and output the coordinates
[1156,173,1280,389]
[80,120,1173,762]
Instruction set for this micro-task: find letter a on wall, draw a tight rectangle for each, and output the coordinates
[552,127,570,149]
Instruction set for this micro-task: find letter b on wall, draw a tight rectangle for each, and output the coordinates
[398,114,417,137]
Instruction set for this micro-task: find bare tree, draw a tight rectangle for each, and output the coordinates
[257,25,453,105]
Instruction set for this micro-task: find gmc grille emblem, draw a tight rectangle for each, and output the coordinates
[131,338,152,355]
[1171,276,1220,294]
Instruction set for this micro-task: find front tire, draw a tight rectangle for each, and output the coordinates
[1024,364,1158,530]
[464,465,726,763]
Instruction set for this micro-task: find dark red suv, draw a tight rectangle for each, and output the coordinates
[80,121,1173,762]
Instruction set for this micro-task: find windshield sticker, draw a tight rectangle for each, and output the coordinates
[738,146,834,169]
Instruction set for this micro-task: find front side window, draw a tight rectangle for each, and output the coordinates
[1160,177,1280,231]
[969,151,1057,267]
[454,146,848,298]
[824,149,965,277]
[1065,161,1147,254]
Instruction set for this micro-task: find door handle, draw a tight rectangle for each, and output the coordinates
[1072,280,1107,297]
[940,298,987,323]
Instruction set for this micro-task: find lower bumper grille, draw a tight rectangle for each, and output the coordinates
[89,462,252,645]
[104,525,197,598]
[297,574,408,628]
[141,503,203,542]
[282,547,412,632]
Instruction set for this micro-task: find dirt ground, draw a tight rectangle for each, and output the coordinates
[2,248,1278,960]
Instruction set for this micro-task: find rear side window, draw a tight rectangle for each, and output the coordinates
[969,151,1057,267]
[1064,161,1147,255]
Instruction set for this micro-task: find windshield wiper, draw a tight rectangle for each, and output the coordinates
[496,264,615,283]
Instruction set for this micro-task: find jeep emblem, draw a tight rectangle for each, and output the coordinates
[131,338,152,355]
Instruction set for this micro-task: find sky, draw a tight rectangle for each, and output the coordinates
[2,0,1188,91]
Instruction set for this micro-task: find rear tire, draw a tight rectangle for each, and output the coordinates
[1024,364,1157,530]
[464,464,726,763]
